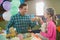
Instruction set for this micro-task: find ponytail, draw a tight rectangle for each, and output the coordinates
[52,15,56,24]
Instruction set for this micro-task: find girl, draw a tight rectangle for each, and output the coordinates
[40,8,56,40]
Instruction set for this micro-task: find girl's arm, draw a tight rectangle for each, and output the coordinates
[40,23,53,38]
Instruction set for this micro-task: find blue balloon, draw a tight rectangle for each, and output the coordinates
[20,0,25,4]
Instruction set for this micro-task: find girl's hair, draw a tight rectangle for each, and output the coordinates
[46,8,56,24]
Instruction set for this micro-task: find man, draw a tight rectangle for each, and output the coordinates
[6,3,36,34]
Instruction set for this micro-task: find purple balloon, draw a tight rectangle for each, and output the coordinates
[3,1,11,10]
[0,0,3,5]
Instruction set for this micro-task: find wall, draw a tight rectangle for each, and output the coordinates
[26,0,60,14]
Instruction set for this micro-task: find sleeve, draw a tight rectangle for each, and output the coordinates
[29,17,36,29]
[40,23,54,38]
[6,16,14,34]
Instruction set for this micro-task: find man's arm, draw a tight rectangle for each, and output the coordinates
[6,16,14,34]
[29,18,36,29]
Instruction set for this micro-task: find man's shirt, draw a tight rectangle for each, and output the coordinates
[6,12,36,34]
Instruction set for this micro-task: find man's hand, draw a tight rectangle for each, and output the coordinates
[31,17,40,21]
[28,30,32,31]
[28,30,32,32]
[31,17,36,22]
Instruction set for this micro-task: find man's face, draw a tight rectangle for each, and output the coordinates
[19,6,28,14]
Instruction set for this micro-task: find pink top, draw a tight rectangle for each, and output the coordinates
[40,20,56,40]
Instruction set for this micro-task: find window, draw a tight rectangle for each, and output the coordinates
[36,2,45,16]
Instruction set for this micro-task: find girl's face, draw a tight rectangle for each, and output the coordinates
[44,11,50,19]
[44,11,48,19]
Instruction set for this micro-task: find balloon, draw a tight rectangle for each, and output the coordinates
[2,11,12,21]
[0,0,3,5]
[10,6,19,15]
[11,0,20,7]
[3,1,11,10]
[20,0,25,4]
[10,0,20,15]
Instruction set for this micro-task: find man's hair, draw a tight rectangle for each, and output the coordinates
[19,3,27,8]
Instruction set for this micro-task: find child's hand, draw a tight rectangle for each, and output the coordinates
[39,17,44,24]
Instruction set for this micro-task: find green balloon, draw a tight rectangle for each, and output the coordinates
[10,0,20,15]
[11,0,20,7]
[10,6,19,15]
